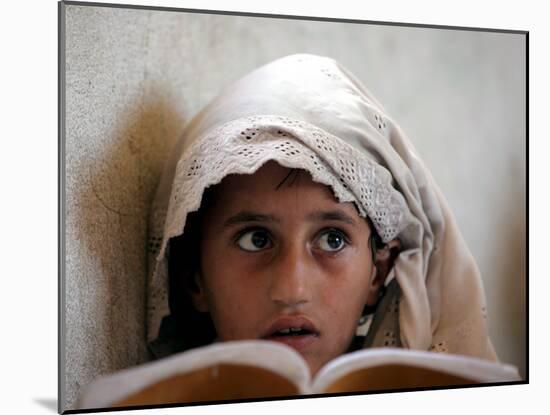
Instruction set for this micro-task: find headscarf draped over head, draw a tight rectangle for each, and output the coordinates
[147,53,497,361]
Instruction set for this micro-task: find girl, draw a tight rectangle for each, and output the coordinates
[146,53,497,378]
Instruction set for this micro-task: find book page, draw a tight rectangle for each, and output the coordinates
[77,340,311,409]
[319,364,476,393]
[112,363,301,406]
[311,348,521,394]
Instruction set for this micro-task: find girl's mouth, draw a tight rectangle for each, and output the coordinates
[265,328,319,351]
[262,317,320,351]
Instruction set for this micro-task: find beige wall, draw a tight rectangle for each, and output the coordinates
[62,4,526,410]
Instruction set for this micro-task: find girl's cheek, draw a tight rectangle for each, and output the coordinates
[315,250,355,274]
[233,251,278,274]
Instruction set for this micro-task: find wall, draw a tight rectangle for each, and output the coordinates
[62,3,526,410]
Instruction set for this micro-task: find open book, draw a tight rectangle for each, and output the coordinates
[77,340,521,410]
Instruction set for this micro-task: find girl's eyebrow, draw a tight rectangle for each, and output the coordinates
[307,209,358,226]
[221,209,358,228]
[222,211,279,227]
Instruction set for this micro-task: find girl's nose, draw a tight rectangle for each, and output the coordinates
[268,244,313,308]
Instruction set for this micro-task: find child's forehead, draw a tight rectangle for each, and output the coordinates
[213,161,336,202]
[200,161,369,226]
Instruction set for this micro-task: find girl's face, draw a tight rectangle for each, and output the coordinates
[192,161,382,375]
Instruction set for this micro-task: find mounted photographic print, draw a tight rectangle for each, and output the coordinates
[58,1,527,413]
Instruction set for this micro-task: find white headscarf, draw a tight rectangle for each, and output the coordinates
[147,53,497,361]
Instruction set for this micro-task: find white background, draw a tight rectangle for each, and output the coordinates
[0,0,541,414]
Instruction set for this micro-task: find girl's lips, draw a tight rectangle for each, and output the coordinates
[262,315,320,337]
[264,332,319,352]
[261,315,320,352]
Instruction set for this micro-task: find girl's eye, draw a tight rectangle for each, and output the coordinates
[316,229,348,252]
[236,229,272,252]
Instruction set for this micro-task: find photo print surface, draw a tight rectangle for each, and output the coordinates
[59,1,527,412]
